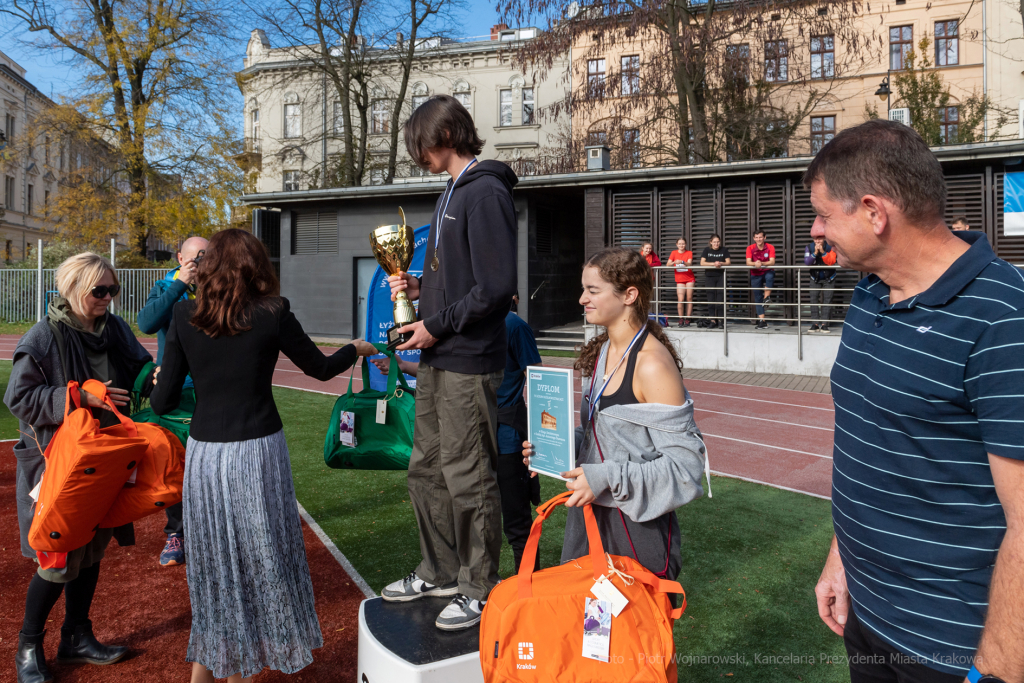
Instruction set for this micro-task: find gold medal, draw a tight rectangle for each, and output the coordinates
[431,255,439,271]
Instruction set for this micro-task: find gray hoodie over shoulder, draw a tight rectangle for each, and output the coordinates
[560,343,708,580]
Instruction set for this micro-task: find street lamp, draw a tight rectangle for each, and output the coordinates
[874,74,891,117]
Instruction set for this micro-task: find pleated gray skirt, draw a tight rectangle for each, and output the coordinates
[183,429,323,678]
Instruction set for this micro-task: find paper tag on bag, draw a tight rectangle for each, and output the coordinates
[591,576,629,617]
[29,478,42,502]
[339,411,356,447]
[376,399,387,424]
[581,597,611,662]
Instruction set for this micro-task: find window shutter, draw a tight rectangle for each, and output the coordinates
[657,191,684,314]
[292,211,338,255]
[944,174,984,233]
[584,188,605,258]
[722,185,751,317]
[611,191,653,248]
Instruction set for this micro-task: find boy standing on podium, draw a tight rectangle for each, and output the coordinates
[381,95,518,631]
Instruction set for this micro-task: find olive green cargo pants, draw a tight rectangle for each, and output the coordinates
[408,364,504,602]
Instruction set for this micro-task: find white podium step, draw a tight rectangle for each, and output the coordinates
[358,597,485,683]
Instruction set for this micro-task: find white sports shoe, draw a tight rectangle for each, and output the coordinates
[435,593,486,630]
[381,571,458,602]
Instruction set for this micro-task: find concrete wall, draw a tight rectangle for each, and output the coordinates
[585,324,840,376]
[280,194,532,337]
[667,328,840,376]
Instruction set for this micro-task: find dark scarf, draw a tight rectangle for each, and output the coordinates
[47,297,147,390]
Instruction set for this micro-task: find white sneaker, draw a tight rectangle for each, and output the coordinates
[381,571,458,602]
[435,594,486,630]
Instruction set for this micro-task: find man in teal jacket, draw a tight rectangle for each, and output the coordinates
[137,235,207,566]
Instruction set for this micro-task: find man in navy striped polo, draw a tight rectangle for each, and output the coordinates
[808,120,1024,683]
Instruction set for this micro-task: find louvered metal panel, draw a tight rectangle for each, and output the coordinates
[657,191,684,315]
[995,174,1024,264]
[944,174,985,230]
[293,212,319,255]
[292,211,338,255]
[317,211,339,253]
[585,188,606,259]
[755,184,787,321]
[611,191,654,249]
[536,209,553,254]
[722,185,751,319]
[688,187,719,316]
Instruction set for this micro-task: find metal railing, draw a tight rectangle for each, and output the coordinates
[0,267,169,326]
[651,264,857,360]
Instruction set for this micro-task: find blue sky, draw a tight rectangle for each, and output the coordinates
[1,0,510,99]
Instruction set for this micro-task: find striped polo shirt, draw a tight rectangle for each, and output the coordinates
[831,231,1024,675]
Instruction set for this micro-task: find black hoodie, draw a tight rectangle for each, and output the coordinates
[418,159,518,374]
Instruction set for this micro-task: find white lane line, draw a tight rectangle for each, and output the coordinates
[296,501,376,599]
[710,471,831,500]
[690,390,834,412]
[273,383,351,396]
[695,408,834,432]
[703,433,833,460]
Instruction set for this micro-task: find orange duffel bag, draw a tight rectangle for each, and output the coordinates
[480,492,686,683]
[28,379,150,556]
[99,421,184,529]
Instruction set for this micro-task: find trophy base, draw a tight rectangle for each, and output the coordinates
[387,326,413,351]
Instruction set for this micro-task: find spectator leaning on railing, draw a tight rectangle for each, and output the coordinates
[745,230,776,329]
[810,119,1024,683]
[698,235,730,329]
[802,235,837,333]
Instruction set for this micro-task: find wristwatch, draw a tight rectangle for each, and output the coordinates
[967,666,1006,683]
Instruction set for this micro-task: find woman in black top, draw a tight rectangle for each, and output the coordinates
[151,230,375,683]
[699,234,731,328]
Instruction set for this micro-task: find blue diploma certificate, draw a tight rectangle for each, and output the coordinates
[526,366,575,481]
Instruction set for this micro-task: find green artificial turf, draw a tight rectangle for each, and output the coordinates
[0,362,847,681]
[273,385,847,682]
[538,349,578,358]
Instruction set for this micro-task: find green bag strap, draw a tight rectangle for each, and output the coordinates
[355,343,413,399]
[134,361,157,395]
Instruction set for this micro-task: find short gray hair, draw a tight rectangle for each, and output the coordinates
[802,119,946,225]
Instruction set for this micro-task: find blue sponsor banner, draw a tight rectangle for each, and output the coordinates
[364,224,430,390]
[1005,172,1024,236]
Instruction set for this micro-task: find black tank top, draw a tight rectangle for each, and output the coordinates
[599,327,648,410]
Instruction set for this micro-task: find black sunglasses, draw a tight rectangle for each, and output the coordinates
[90,284,121,299]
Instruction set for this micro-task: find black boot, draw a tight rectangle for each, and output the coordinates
[56,620,128,666]
[15,630,53,683]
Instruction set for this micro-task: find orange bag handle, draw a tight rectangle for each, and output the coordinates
[65,379,139,438]
[629,568,688,620]
[517,492,606,600]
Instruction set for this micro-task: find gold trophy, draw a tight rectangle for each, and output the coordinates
[370,207,417,350]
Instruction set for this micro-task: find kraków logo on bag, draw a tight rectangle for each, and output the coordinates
[517,642,536,669]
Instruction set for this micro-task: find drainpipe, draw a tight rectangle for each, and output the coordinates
[322,67,328,184]
[982,0,988,139]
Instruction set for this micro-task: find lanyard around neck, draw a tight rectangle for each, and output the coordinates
[433,158,477,257]
[587,325,645,423]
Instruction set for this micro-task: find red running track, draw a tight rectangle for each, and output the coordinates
[0,441,365,683]
[1,334,835,498]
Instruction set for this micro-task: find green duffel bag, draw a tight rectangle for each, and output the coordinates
[324,344,415,470]
[130,361,195,448]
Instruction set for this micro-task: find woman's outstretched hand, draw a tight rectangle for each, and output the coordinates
[351,339,378,356]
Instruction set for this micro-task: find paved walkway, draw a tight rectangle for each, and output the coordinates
[1,334,835,499]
